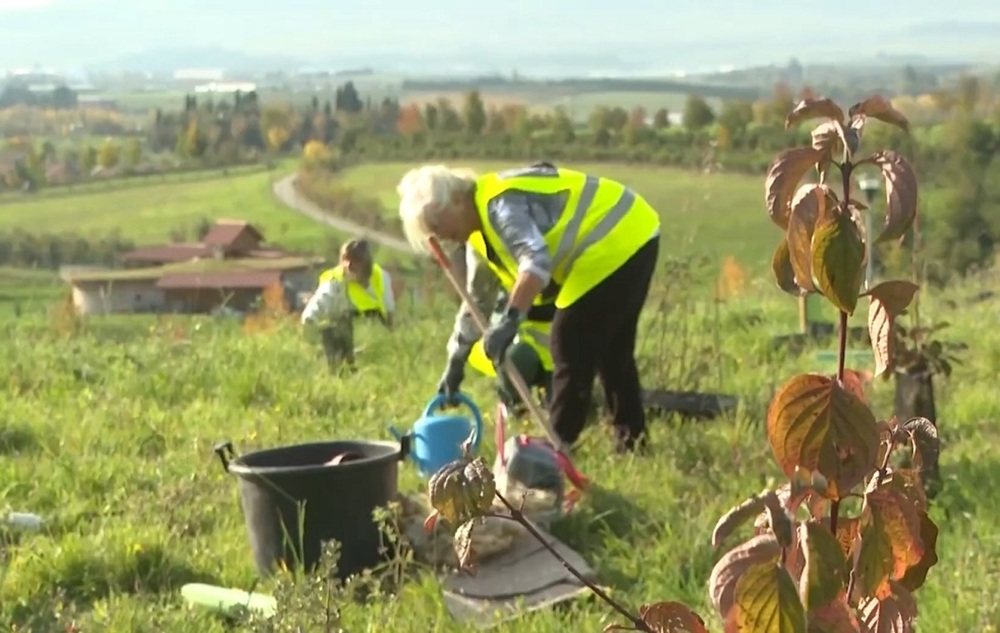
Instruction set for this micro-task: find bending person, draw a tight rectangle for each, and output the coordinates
[397,162,660,453]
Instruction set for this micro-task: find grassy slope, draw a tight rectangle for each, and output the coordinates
[0,274,996,631]
[0,168,340,255]
[0,266,64,318]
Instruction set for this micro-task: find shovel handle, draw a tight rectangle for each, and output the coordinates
[427,236,566,452]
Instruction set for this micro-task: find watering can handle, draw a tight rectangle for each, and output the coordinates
[423,392,484,452]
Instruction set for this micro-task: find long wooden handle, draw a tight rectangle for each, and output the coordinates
[426,236,566,451]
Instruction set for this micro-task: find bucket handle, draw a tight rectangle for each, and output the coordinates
[213,441,236,472]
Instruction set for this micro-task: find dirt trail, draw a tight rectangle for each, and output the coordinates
[272,174,414,254]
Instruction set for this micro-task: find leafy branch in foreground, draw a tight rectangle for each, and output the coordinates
[723,94,939,632]
[423,95,939,633]
[423,447,709,632]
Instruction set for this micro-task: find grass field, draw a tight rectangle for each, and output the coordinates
[1,260,998,630]
[0,266,64,318]
[0,164,268,204]
[0,158,996,630]
[0,167,340,256]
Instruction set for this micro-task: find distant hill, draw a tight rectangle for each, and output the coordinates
[89,47,306,74]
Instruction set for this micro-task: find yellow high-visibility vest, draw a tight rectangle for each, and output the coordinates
[467,320,553,378]
[468,232,556,311]
[318,263,388,318]
[470,166,660,309]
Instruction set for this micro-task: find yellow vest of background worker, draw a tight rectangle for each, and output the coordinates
[318,264,388,319]
[470,167,660,309]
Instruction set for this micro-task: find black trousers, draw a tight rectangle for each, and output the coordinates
[548,237,659,448]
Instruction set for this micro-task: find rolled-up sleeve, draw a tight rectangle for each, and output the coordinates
[445,243,499,361]
[486,194,552,287]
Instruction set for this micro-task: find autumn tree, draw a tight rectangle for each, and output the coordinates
[302,139,337,169]
[434,99,462,133]
[81,146,97,172]
[549,107,575,143]
[123,138,142,167]
[485,107,506,135]
[652,108,670,129]
[623,106,650,146]
[588,106,613,146]
[463,90,487,135]
[396,104,424,136]
[717,99,755,138]
[179,120,208,158]
[267,126,291,153]
[423,103,439,131]
[97,138,120,169]
[682,94,715,130]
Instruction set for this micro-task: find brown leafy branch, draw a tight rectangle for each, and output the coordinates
[702,94,940,632]
[423,449,708,632]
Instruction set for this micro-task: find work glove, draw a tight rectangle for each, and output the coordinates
[483,311,521,366]
[437,354,465,403]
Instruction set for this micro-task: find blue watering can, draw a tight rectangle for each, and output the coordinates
[387,392,484,478]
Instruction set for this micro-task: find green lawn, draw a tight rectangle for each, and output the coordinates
[0,268,994,630]
[0,168,338,256]
[0,266,64,318]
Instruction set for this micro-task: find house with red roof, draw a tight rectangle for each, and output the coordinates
[63,219,325,315]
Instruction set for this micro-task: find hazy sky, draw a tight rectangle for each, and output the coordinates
[2,0,999,70]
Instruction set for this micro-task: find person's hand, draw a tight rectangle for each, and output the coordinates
[437,356,465,405]
[483,312,520,365]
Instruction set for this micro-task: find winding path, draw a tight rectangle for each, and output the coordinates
[272,174,414,254]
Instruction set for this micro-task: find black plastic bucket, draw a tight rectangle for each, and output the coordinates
[214,437,410,580]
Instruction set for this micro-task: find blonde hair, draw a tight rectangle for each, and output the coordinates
[396,164,477,252]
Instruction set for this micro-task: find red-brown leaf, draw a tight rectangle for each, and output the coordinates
[866,281,919,377]
[767,374,879,499]
[787,184,834,292]
[787,97,847,129]
[849,96,910,133]
[870,151,919,244]
[766,147,825,230]
[709,533,782,618]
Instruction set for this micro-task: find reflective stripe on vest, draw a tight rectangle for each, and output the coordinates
[318,264,387,317]
[473,168,660,309]
[467,320,553,378]
[519,321,554,371]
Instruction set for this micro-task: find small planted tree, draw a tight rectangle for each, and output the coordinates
[708,95,939,631]
[423,96,939,632]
